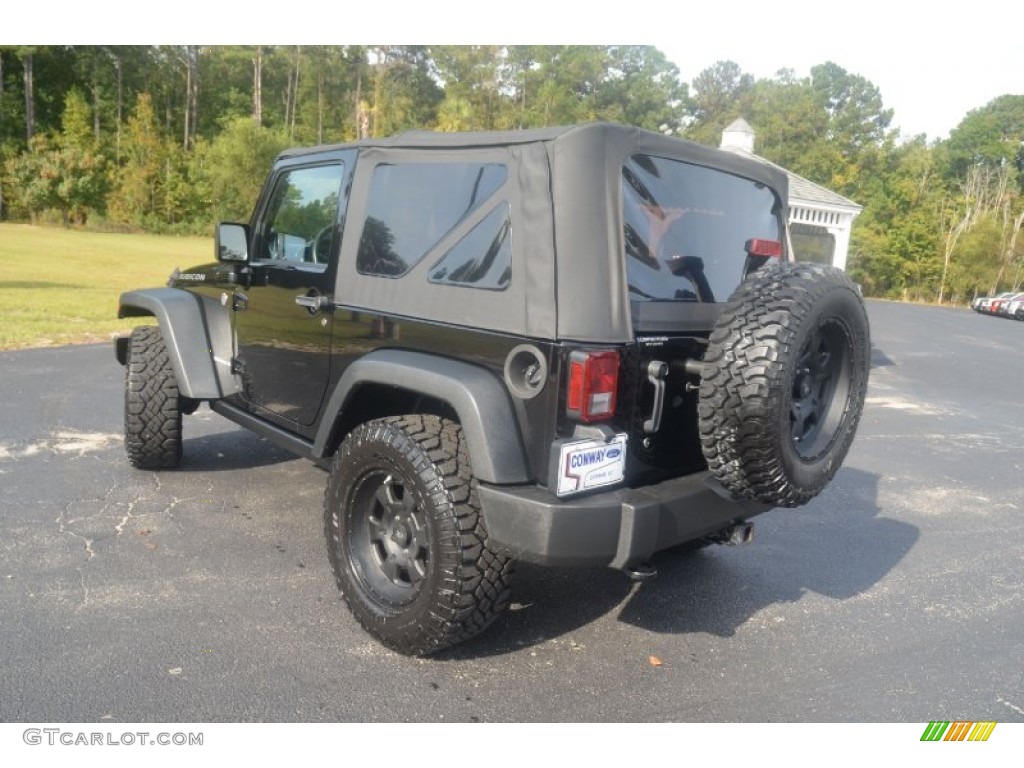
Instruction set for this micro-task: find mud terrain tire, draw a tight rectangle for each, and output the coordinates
[698,263,870,507]
[124,326,183,469]
[325,415,512,656]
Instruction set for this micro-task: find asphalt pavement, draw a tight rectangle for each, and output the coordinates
[1,300,1022,723]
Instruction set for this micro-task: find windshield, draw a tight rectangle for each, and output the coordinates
[622,154,782,303]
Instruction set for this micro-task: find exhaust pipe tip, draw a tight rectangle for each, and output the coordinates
[707,522,754,546]
[623,561,658,582]
[724,522,754,546]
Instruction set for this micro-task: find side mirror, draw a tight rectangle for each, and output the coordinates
[216,222,250,263]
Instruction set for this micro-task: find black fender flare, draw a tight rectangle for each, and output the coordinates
[312,349,530,485]
[117,287,239,400]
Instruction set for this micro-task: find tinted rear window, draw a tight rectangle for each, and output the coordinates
[623,154,781,303]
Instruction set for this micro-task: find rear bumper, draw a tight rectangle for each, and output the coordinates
[477,472,773,569]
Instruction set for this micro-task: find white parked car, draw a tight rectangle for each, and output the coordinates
[994,292,1024,316]
[973,292,1015,315]
[1004,295,1024,320]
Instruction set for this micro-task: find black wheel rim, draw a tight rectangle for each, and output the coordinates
[789,321,852,461]
[347,469,430,607]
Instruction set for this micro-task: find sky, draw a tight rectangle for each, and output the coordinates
[647,1,1024,141]
[8,0,1023,143]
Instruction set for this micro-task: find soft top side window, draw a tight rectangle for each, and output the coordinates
[428,203,512,291]
[357,163,507,278]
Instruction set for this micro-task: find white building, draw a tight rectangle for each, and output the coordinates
[720,118,862,271]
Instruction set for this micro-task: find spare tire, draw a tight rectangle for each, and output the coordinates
[697,263,870,507]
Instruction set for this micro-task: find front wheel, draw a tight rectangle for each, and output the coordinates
[124,326,183,469]
[325,415,512,655]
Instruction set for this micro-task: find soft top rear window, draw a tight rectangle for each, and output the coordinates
[623,154,781,303]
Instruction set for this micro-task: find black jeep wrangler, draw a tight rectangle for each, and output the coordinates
[116,123,870,655]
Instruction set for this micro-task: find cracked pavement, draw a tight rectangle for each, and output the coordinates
[1,303,1023,723]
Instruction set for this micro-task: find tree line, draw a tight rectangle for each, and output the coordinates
[1,45,1022,304]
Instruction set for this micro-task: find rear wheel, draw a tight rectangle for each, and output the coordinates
[698,263,870,507]
[325,415,512,655]
[124,326,183,469]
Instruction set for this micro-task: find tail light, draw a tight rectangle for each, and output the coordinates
[745,238,782,258]
[744,238,783,276]
[566,350,619,422]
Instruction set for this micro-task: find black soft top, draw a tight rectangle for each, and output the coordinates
[281,123,789,343]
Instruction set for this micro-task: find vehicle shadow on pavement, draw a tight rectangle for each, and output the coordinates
[436,563,635,660]
[176,429,300,472]
[871,344,896,368]
[440,466,914,658]
[616,466,916,636]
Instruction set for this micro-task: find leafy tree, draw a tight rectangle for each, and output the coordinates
[3,136,59,220]
[435,94,474,133]
[594,46,688,133]
[191,46,255,136]
[942,95,1024,189]
[90,46,155,163]
[933,160,1021,301]
[178,45,201,150]
[848,137,947,299]
[744,71,830,173]
[61,87,93,149]
[19,47,37,140]
[810,62,893,150]
[0,48,23,146]
[293,46,364,144]
[430,45,509,131]
[107,92,167,226]
[802,63,895,204]
[1,89,108,225]
[945,217,1005,300]
[3,42,1023,309]
[68,46,126,141]
[503,45,598,130]
[190,116,290,225]
[56,88,108,224]
[686,60,755,145]
[13,47,81,142]
[369,47,441,137]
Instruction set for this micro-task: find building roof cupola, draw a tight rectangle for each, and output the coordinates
[720,118,756,153]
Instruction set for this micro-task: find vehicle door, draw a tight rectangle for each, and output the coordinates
[233,157,351,428]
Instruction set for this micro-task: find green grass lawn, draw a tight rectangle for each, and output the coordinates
[0,223,213,349]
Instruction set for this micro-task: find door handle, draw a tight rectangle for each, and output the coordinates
[295,293,333,314]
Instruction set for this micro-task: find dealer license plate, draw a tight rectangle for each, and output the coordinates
[556,433,628,496]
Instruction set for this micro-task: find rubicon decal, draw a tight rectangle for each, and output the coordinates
[920,721,997,741]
